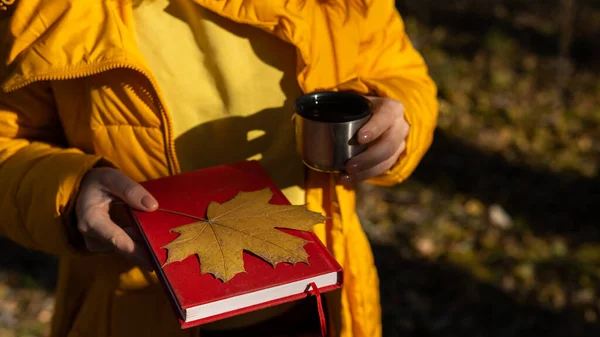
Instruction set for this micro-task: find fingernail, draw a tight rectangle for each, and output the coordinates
[359,131,372,143]
[141,195,158,210]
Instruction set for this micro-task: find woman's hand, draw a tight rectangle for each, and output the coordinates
[75,167,158,269]
[341,96,409,182]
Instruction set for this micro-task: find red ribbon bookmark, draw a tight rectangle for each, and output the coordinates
[308,282,327,337]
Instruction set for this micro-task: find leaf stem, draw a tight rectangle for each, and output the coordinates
[156,208,207,222]
[111,200,207,221]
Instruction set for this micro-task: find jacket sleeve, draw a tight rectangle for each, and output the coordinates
[338,1,439,186]
[0,83,104,256]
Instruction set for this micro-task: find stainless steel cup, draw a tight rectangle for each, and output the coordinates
[294,91,372,173]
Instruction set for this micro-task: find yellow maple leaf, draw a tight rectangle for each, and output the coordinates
[161,188,327,282]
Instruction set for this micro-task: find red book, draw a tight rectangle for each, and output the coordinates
[130,161,343,329]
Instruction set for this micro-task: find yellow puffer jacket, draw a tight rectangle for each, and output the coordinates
[0,1,438,336]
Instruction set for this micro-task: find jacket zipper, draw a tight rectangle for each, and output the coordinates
[4,61,181,176]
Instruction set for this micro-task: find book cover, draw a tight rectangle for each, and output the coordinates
[130,160,343,329]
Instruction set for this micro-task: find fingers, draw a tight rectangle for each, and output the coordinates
[121,226,153,269]
[357,97,404,144]
[78,213,135,255]
[346,127,404,174]
[78,211,153,270]
[341,96,409,182]
[99,169,158,211]
[342,145,404,183]
[75,168,156,270]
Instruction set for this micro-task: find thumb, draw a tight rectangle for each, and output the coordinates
[101,169,158,211]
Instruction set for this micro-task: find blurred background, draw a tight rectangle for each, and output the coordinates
[1,0,600,336]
